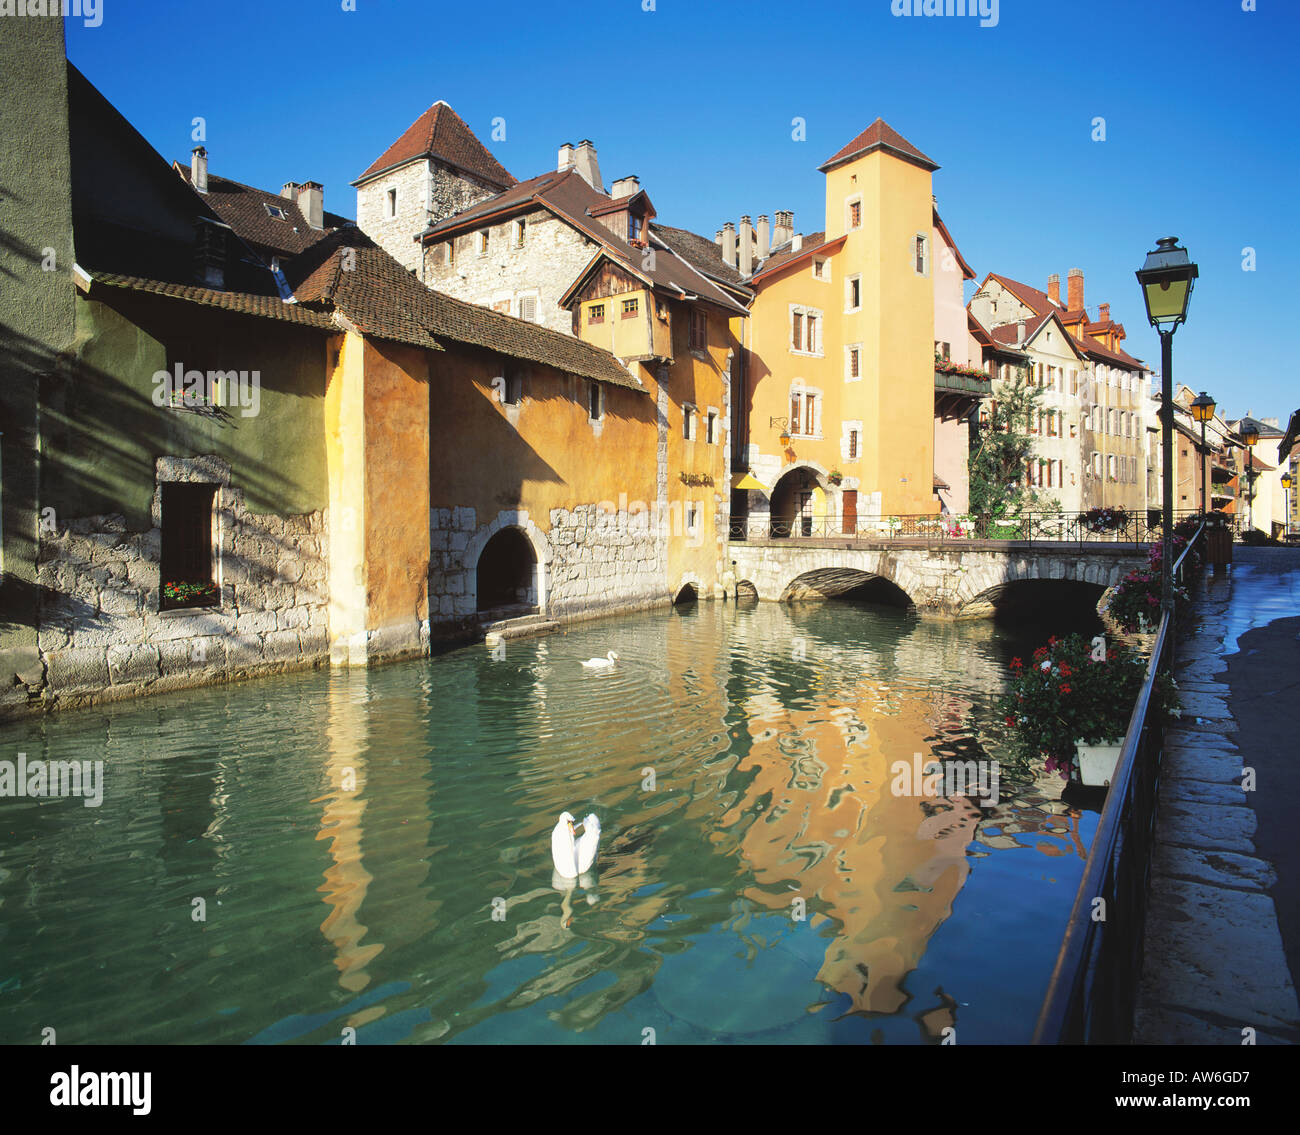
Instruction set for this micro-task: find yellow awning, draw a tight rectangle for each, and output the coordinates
[732,472,768,494]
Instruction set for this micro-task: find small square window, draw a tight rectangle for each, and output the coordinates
[812,258,826,279]
[621,297,639,318]
[386,188,397,217]
[264,203,287,220]
[706,411,717,444]
[683,406,695,441]
[588,303,605,325]
[588,382,604,421]
[849,200,861,229]
[849,430,859,460]
[478,231,489,255]
[690,308,707,350]
[847,276,861,311]
[513,219,526,247]
[160,482,219,610]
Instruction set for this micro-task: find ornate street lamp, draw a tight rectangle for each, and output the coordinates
[1282,471,1294,538]
[770,416,791,447]
[1136,237,1199,615]
[1241,421,1260,534]
[1190,391,1216,518]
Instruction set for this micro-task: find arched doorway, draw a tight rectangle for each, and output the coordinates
[475,527,537,613]
[769,467,824,538]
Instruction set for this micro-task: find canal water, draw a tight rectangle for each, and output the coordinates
[0,596,1102,1045]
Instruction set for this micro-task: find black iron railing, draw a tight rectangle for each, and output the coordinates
[1032,520,1205,1045]
[729,510,1207,545]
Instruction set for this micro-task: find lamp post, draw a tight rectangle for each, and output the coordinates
[1241,421,1259,534]
[1136,237,1199,616]
[1190,391,1216,518]
[1282,472,1293,539]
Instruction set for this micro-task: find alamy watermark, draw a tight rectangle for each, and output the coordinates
[151,363,261,418]
[891,0,999,29]
[0,0,101,28]
[0,753,103,808]
[891,751,1000,806]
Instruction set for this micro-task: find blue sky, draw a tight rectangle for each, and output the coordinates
[67,0,1298,421]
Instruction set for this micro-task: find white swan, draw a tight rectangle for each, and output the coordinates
[580,651,618,669]
[551,811,601,879]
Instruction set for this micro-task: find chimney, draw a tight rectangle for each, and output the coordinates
[191,146,208,194]
[756,214,770,259]
[739,215,753,276]
[610,174,640,199]
[572,139,602,192]
[792,233,803,252]
[722,221,736,267]
[1016,320,1026,345]
[1047,273,1060,306]
[1098,302,1111,324]
[281,181,299,200]
[772,210,793,248]
[1067,267,1084,312]
[557,142,575,172]
[297,181,324,230]
[715,229,723,247]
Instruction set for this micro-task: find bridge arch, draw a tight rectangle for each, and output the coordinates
[769,462,834,538]
[781,567,914,608]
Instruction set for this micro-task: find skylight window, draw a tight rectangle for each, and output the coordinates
[264,203,288,220]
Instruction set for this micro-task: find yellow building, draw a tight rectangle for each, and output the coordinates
[737,120,941,535]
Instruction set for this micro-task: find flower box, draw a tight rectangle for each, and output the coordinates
[1075,739,1124,787]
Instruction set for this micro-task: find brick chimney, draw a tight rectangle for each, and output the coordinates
[1098,302,1111,324]
[557,142,575,172]
[572,140,602,192]
[1047,273,1060,306]
[756,214,770,259]
[191,146,208,194]
[297,181,324,230]
[739,215,753,276]
[1067,267,1084,312]
[722,221,736,267]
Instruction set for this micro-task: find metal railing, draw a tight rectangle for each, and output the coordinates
[730,509,1207,545]
[1032,520,1205,1044]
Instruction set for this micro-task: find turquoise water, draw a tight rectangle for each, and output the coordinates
[0,600,1098,1044]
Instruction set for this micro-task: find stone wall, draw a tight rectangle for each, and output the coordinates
[27,458,330,712]
[428,502,668,637]
[422,206,597,337]
[357,158,502,274]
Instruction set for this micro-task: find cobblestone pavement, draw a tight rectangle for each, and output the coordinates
[1134,547,1300,1044]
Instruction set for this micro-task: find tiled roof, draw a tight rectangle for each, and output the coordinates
[750,233,839,283]
[652,224,751,292]
[1278,410,1299,462]
[355,101,515,189]
[286,230,644,390]
[425,168,749,315]
[83,272,339,331]
[989,312,1051,346]
[176,167,349,257]
[984,272,1066,316]
[819,118,939,173]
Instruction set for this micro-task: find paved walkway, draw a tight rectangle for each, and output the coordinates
[1134,547,1300,1044]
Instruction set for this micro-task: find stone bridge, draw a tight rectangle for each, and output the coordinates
[727,538,1148,617]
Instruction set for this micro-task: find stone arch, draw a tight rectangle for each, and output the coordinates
[673,572,703,605]
[768,461,836,538]
[464,510,553,615]
[779,566,914,608]
[735,579,758,600]
[953,553,1139,618]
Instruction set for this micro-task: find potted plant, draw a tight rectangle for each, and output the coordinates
[998,634,1179,787]
[162,580,220,610]
[1080,505,1128,534]
[827,468,844,486]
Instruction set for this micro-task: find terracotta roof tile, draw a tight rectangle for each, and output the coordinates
[819,118,938,173]
[176,167,348,258]
[286,230,644,390]
[652,224,750,292]
[85,272,339,331]
[355,101,514,189]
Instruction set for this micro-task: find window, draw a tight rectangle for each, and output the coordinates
[492,299,511,313]
[914,234,928,275]
[477,230,489,255]
[790,392,801,434]
[846,275,861,311]
[706,410,717,444]
[846,345,861,381]
[628,213,643,242]
[848,199,862,230]
[812,258,827,279]
[792,311,803,350]
[683,405,695,440]
[517,295,537,322]
[848,430,859,460]
[805,314,818,353]
[588,303,605,325]
[160,483,218,610]
[686,503,699,533]
[656,299,669,322]
[447,239,456,267]
[689,308,707,350]
[513,219,526,247]
[1069,369,1078,395]
[621,297,639,319]
[790,305,822,355]
[503,372,523,405]
[803,392,817,436]
[588,382,603,421]
[264,203,287,220]
[386,188,397,217]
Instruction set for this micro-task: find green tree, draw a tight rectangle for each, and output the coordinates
[969,365,1058,526]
